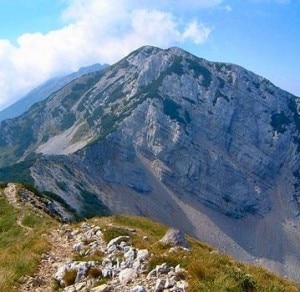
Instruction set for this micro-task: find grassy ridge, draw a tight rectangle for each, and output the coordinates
[0,188,57,291]
[89,215,300,292]
[0,185,299,291]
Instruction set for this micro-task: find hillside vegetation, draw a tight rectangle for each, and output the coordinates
[0,184,299,291]
[0,183,58,291]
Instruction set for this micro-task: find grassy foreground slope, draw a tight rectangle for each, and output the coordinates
[95,216,300,292]
[0,184,299,291]
[0,184,58,291]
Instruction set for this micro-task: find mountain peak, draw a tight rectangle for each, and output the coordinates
[0,46,300,282]
[133,45,162,54]
[128,45,195,62]
[125,45,163,65]
[166,46,190,56]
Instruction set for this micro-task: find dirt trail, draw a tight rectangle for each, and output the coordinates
[19,227,74,292]
[3,183,32,233]
[1,184,74,291]
[3,183,19,207]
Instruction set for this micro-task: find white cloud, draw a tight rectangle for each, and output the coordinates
[134,0,224,9]
[182,20,212,44]
[224,4,233,12]
[0,0,219,111]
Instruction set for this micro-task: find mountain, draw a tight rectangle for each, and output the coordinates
[1,183,299,291]
[0,46,300,281]
[0,63,108,122]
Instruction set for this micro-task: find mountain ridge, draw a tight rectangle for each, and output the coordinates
[0,63,108,122]
[0,46,299,281]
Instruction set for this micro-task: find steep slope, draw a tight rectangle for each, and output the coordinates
[0,46,300,281]
[0,63,108,122]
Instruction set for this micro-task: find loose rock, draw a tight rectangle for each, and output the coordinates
[160,229,189,249]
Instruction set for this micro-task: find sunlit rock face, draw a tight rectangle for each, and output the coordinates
[1,46,300,281]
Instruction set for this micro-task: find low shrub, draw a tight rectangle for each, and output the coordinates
[102,226,131,243]
[62,269,77,286]
[86,267,102,279]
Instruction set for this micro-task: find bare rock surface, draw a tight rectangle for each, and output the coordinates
[159,229,189,249]
[0,46,300,281]
[19,223,189,291]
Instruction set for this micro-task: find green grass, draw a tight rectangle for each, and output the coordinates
[71,123,90,144]
[0,189,299,292]
[89,215,300,292]
[0,182,8,189]
[77,188,110,219]
[0,192,57,291]
[21,212,43,228]
[102,226,132,243]
[0,160,35,185]
[73,249,104,262]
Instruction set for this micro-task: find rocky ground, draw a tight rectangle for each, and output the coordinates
[19,222,189,292]
[1,183,300,291]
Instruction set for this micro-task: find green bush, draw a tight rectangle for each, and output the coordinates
[102,226,131,243]
[163,97,186,124]
[0,182,7,189]
[270,111,291,133]
[0,160,35,185]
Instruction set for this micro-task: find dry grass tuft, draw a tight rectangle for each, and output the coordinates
[62,269,77,286]
[86,266,102,279]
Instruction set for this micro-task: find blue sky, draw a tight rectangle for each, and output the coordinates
[0,0,66,41]
[0,0,299,110]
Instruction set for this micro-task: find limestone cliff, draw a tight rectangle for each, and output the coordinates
[0,46,299,281]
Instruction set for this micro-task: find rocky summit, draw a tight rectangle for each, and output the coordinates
[0,46,300,281]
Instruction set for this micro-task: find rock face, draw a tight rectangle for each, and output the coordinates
[0,46,300,280]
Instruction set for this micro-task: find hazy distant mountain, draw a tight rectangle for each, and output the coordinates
[0,63,108,122]
[0,46,299,281]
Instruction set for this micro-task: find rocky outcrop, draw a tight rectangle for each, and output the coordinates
[159,229,189,249]
[2,183,73,222]
[20,222,189,291]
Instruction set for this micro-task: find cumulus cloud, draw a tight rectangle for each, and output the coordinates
[182,20,212,44]
[0,0,221,110]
